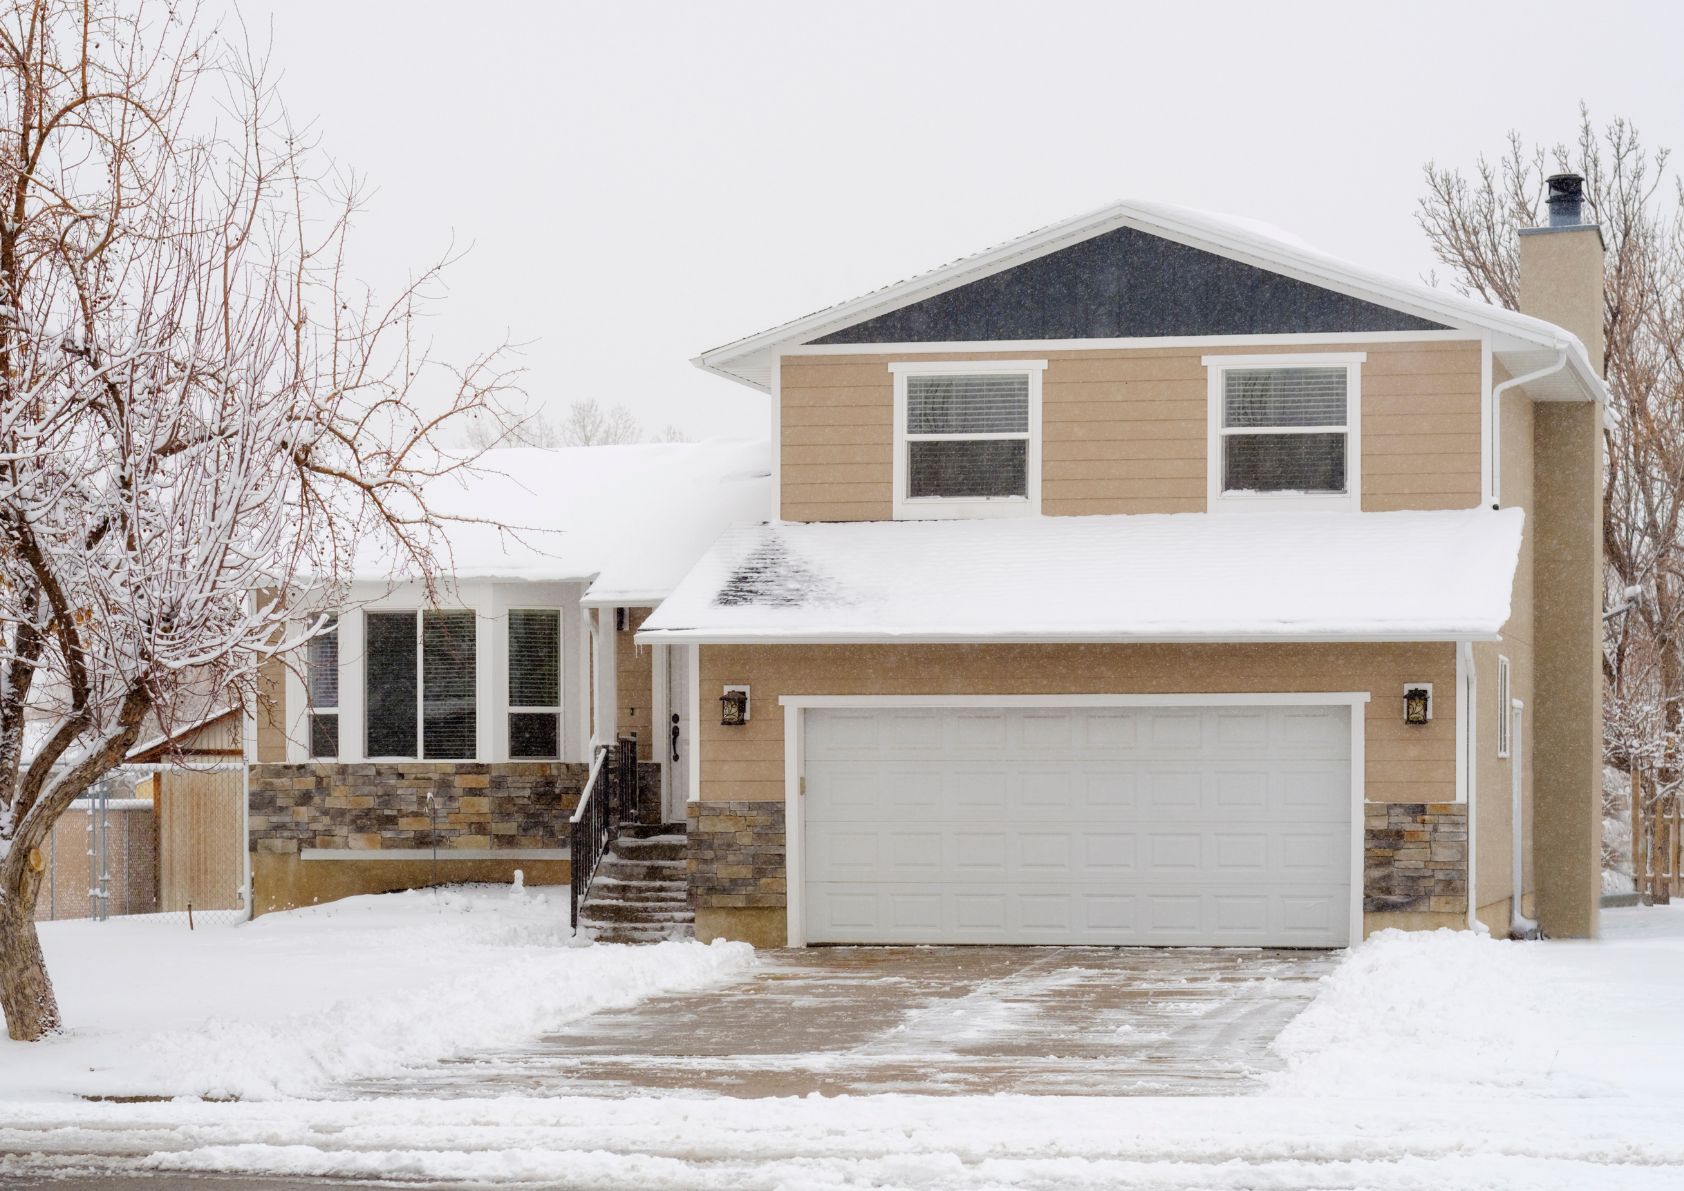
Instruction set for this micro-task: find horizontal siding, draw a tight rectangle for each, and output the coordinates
[700,642,1458,805]
[779,339,1483,519]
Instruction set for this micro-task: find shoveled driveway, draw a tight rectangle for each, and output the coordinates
[365,945,1340,1098]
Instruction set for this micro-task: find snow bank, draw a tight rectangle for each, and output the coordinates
[643,507,1524,641]
[0,884,753,1102]
[1270,912,1684,1100]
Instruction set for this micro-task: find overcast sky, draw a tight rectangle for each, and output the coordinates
[243,0,1683,441]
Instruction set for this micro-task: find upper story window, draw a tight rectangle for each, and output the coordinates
[1204,353,1364,512]
[366,609,477,760]
[890,360,1044,519]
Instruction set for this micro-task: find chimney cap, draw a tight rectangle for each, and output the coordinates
[1545,172,1586,227]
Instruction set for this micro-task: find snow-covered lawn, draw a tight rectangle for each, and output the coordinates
[0,882,752,1102]
[0,900,1681,1188]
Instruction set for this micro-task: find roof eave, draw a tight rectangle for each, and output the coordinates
[636,628,1502,646]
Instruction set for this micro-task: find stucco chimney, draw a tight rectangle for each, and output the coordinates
[1517,173,1605,375]
[1518,170,1606,940]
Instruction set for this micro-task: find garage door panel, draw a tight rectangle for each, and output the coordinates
[803,705,1352,947]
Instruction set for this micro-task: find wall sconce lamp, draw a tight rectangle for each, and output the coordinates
[720,685,751,726]
[1403,683,1433,726]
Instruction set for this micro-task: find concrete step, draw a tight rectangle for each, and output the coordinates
[589,882,689,906]
[585,922,696,944]
[612,835,686,863]
[581,899,695,924]
[595,857,686,883]
[619,822,689,840]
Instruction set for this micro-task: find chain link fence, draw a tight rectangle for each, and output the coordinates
[35,762,248,926]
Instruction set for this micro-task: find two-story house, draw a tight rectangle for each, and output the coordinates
[641,186,1605,950]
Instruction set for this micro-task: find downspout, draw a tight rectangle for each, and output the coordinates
[1488,349,1567,507]
[1460,641,1478,932]
[1511,721,1540,939]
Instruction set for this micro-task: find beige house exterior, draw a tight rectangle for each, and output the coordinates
[644,193,1606,950]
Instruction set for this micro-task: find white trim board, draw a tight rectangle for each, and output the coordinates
[301,847,567,862]
[645,630,1499,646]
[780,691,1370,949]
[789,331,1477,356]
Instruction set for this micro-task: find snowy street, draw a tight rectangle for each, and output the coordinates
[0,888,1680,1187]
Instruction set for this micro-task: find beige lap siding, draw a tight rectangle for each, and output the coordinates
[698,642,1457,804]
[615,607,655,760]
[778,339,1483,520]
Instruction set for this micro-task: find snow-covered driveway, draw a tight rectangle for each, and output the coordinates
[361,944,1338,1098]
[0,895,1681,1189]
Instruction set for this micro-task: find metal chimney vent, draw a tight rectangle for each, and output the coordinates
[1546,173,1586,227]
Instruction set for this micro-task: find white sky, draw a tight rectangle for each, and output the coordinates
[243,0,1683,441]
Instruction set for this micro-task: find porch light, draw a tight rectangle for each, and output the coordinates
[1403,684,1433,726]
[719,686,750,726]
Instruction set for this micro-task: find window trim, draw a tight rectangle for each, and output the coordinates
[1203,352,1365,513]
[507,606,564,760]
[889,359,1045,520]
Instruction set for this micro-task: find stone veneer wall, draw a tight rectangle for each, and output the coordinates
[687,800,786,908]
[249,762,589,856]
[1363,802,1469,916]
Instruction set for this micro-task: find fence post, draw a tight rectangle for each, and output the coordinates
[1658,800,1674,905]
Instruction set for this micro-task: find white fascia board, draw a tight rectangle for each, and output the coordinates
[693,199,1601,399]
[579,593,664,609]
[636,629,1500,646]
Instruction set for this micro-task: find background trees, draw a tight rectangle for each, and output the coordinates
[1418,107,1684,883]
[0,0,514,1039]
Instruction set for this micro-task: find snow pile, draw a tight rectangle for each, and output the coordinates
[352,439,770,592]
[0,884,753,1102]
[1270,917,1684,1100]
[643,507,1524,641]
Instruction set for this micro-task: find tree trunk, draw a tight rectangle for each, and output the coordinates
[0,865,59,1041]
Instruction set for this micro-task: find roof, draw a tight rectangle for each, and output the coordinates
[353,440,771,600]
[693,199,1603,403]
[637,508,1525,644]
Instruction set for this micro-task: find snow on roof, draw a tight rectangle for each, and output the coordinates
[694,199,1602,404]
[638,508,1524,643]
[357,440,770,597]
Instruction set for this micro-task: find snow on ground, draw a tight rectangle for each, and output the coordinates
[0,883,753,1102]
[0,904,1680,1188]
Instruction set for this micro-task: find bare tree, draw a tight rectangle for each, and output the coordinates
[1418,106,1684,781]
[0,1,516,1039]
[458,398,667,448]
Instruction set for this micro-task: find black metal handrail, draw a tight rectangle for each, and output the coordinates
[568,734,642,933]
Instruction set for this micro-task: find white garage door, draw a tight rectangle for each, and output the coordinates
[801,704,1352,947]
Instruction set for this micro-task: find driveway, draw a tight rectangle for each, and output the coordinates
[365,945,1340,1098]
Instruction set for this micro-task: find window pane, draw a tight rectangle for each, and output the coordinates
[306,616,338,709]
[1224,433,1347,493]
[365,612,417,757]
[509,711,559,759]
[907,373,1029,434]
[309,711,339,760]
[508,610,560,707]
[908,439,1027,499]
[423,611,477,759]
[1223,367,1347,428]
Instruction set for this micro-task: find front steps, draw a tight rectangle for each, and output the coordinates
[577,823,694,944]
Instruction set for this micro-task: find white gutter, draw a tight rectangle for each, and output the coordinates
[637,629,1506,647]
[1488,349,1568,505]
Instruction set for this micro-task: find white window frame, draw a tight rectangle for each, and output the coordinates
[1203,352,1365,513]
[1496,654,1512,759]
[507,607,564,760]
[889,359,1045,520]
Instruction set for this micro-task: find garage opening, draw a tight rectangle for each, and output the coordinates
[799,702,1354,947]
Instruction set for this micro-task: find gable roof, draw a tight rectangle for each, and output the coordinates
[693,199,1602,403]
[638,507,1524,645]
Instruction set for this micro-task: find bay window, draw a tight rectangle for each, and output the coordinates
[508,609,562,759]
[365,609,477,759]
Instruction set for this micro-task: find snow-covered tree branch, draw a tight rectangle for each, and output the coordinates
[0,0,518,1040]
